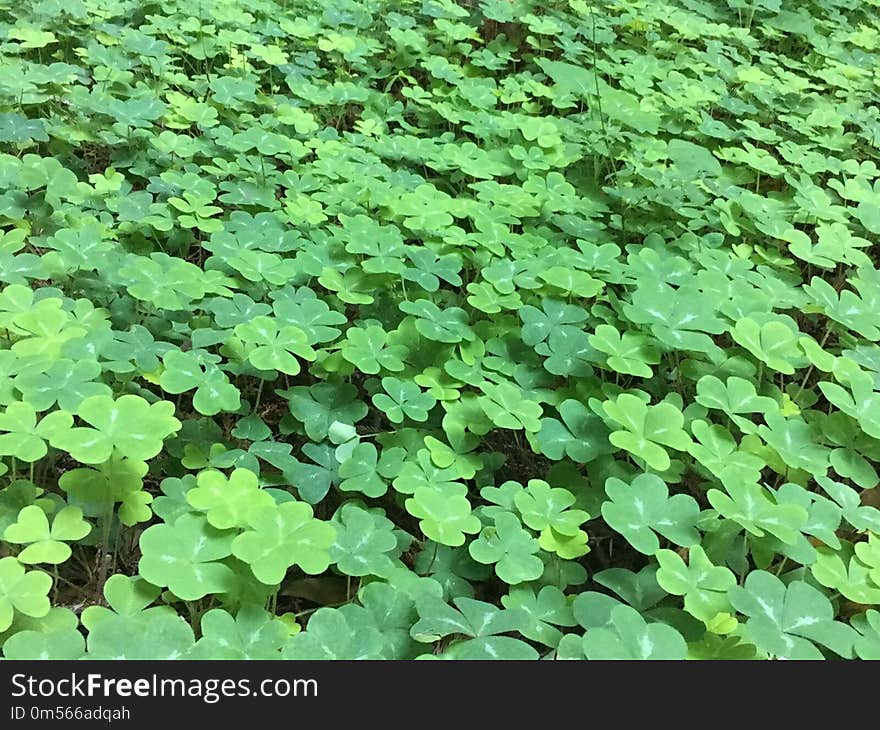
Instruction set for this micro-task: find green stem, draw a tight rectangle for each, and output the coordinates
[254,378,265,412]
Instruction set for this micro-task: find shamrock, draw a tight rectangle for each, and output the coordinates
[399,299,475,344]
[405,483,481,547]
[852,611,880,660]
[272,288,348,344]
[85,613,195,660]
[757,413,830,475]
[282,382,367,441]
[729,572,856,659]
[4,506,91,564]
[186,468,275,530]
[731,318,803,375]
[55,395,181,464]
[623,281,726,357]
[582,604,688,660]
[411,596,538,659]
[478,382,542,432]
[330,503,399,577]
[80,575,174,631]
[538,526,591,560]
[811,543,880,606]
[589,324,661,377]
[707,482,807,544]
[602,473,701,554]
[655,546,736,623]
[531,398,615,463]
[13,359,111,412]
[392,184,455,230]
[372,377,437,423]
[232,501,335,585]
[159,350,240,416]
[592,567,666,612]
[283,607,385,660]
[469,512,544,585]
[694,375,777,433]
[816,477,880,533]
[818,366,880,439]
[602,394,692,471]
[235,316,316,375]
[854,533,880,587]
[341,326,408,374]
[59,457,151,525]
[804,275,880,341]
[0,557,52,632]
[500,586,577,647]
[514,479,589,538]
[1,607,85,659]
[193,605,288,659]
[538,267,604,299]
[0,402,72,462]
[168,191,223,232]
[10,306,85,360]
[403,248,462,292]
[338,443,390,498]
[392,449,461,494]
[688,420,765,488]
[138,514,236,601]
[519,299,587,347]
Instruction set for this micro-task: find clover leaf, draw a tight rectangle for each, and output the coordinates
[731,318,802,375]
[0,403,72,462]
[235,316,315,375]
[811,543,880,606]
[519,299,587,347]
[602,473,701,554]
[707,482,807,544]
[13,359,111,412]
[80,575,173,631]
[589,324,661,378]
[582,604,688,660]
[282,382,367,441]
[411,596,538,659]
[478,382,542,432]
[159,350,240,416]
[469,512,543,585]
[655,546,736,623]
[500,586,576,648]
[59,457,151,525]
[729,572,856,659]
[0,557,51,632]
[1,607,85,659]
[372,377,437,423]
[232,502,335,585]
[193,605,288,659]
[405,484,481,547]
[531,398,614,463]
[330,503,399,577]
[399,299,475,344]
[688,420,765,488]
[138,513,236,601]
[85,612,195,660]
[4,506,90,564]
[757,413,830,475]
[283,607,385,660]
[341,326,408,374]
[853,533,880,587]
[186,468,275,530]
[602,394,692,471]
[57,395,181,464]
[338,443,389,498]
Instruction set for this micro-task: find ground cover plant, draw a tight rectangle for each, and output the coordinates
[1,0,880,660]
